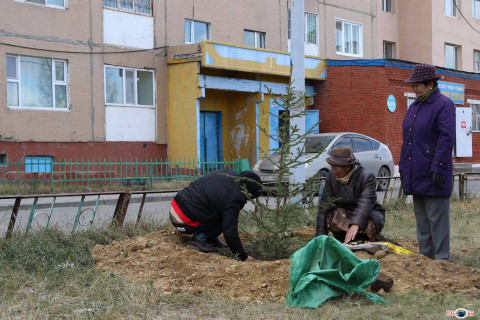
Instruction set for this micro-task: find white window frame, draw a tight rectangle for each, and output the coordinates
[474,0,480,19]
[244,30,266,48]
[304,12,318,44]
[287,9,318,45]
[474,50,480,71]
[6,55,69,110]
[469,100,480,132]
[444,0,458,17]
[102,0,152,16]
[445,43,459,69]
[383,41,395,59]
[382,0,393,13]
[335,18,363,57]
[184,19,211,44]
[104,65,155,108]
[404,92,416,109]
[14,0,67,9]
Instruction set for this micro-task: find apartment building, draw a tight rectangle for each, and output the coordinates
[1,0,480,170]
[377,0,480,73]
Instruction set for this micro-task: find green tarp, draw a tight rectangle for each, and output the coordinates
[286,235,387,308]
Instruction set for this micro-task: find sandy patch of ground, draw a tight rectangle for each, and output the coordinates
[92,227,480,304]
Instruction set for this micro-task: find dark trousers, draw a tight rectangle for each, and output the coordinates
[413,195,450,259]
[169,215,222,240]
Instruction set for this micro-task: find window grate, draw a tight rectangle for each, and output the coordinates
[103,0,152,15]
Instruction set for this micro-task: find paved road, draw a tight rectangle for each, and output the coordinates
[1,174,479,237]
[0,193,176,237]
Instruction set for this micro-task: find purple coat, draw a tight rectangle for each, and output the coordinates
[399,88,455,197]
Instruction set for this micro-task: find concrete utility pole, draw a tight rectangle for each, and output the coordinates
[289,0,306,197]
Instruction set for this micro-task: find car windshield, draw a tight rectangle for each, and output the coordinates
[305,136,336,153]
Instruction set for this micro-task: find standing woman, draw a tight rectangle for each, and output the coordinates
[400,64,455,261]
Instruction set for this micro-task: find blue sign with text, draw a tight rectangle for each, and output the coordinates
[438,81,464,105]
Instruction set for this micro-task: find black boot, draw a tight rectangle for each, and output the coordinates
[208,236,229,248]
[187,238,218,253]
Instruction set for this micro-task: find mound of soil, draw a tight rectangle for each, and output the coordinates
[92,227,480,304]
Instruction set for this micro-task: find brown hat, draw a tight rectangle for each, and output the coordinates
[405,64,442,83]
[326,146,356,166]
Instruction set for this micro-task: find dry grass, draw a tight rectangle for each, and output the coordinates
[0,201,478,319]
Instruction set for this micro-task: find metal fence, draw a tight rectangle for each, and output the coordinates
[0,158,247,189]
[2,172,479,238]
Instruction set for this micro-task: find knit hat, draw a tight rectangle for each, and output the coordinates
[240,170,263,199]
[326,146,356,166]
[405,64,442,83]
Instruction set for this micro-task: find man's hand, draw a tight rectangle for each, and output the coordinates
[344,225,360,244]
[244,256,256,261]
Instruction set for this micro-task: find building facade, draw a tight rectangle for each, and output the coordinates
[313,60,480,172]
[1,0,480,171]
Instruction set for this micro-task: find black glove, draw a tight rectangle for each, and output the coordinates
[431,172,445,187]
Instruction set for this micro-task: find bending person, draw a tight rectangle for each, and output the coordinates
[170,169,262,261]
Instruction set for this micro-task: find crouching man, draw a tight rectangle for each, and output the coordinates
[315,146,386,243]
[169,170,262,261]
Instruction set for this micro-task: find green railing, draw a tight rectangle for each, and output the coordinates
[0,158,250,188]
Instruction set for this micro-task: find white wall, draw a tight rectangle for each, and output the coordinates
[105,106,156,141]
[103,10,154,49]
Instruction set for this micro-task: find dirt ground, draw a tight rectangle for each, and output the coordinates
[92,226,480,304]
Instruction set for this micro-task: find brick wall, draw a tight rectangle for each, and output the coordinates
[313,62,480,165]
[0,141,167,162]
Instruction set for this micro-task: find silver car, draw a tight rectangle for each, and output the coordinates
[252,132,395,191]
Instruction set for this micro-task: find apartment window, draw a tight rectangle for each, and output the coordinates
[287,9,318,44]
[6,55,68,109]
[474,50,480,71]
[103,0,152,15]
[104,66,154,106]
[383,41,395,58]
[445,44,459,69]
[185,20,210,44]
[382,0,393,12]
[305,13,317,44]
[244,30,265,48]
[336,19,363,56]
[407,97,416,109]
[25,156,53,173]
[472,104,480,131]
[16,0,65,8]
[474,0,480,19]
[405,92,416,109]
[444,0,458,17]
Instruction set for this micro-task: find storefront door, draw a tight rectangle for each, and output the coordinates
[456,107,473,157]
[200,111,223,165]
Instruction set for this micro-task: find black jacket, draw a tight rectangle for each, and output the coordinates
[174,170,248,260]
[315,164,385,237]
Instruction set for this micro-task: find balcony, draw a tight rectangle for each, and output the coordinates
[103,0,152,15]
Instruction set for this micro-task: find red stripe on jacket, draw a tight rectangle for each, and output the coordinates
[171,199,200,226]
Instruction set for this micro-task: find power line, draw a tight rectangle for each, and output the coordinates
[0,41,168,54]
[453,0,480,34]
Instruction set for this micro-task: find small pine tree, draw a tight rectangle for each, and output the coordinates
[242,82,322,260]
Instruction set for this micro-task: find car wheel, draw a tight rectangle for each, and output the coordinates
[377,166,391,191]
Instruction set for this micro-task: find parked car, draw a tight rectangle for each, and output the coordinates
[252,132,395,191]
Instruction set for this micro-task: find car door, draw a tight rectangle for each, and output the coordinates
[352,136,379,175]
